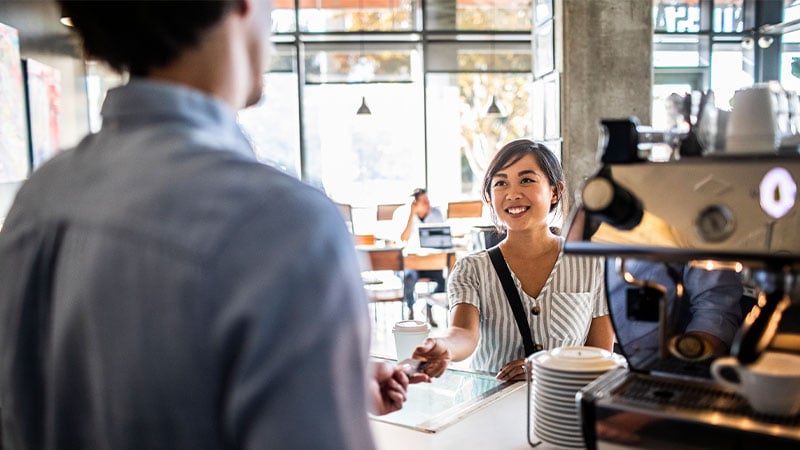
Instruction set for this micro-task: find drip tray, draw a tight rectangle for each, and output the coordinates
[612,374,800,427]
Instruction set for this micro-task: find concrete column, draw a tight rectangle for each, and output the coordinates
[559,0,652,205]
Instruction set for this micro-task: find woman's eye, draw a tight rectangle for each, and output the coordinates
[492,180,506,188]
[521,177,535,184]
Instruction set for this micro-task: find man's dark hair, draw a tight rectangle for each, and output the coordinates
[411,188,426,200]
[58,0,242,76]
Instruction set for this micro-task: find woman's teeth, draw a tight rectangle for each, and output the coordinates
[507,206,528,214]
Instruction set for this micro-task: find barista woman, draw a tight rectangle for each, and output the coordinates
[412,139,614,381]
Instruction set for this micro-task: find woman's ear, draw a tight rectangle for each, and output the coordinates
[551,181,565,204]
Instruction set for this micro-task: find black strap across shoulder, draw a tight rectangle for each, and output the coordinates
[487,246,536,356]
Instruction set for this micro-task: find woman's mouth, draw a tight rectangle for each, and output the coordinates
[506,206,529,216]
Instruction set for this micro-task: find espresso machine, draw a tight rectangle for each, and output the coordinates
[566,87,800,449]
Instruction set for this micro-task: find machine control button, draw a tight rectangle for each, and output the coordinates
[695,204,735,243]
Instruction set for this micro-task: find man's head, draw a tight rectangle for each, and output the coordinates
[411,188,431,218]
[58,0,272,108]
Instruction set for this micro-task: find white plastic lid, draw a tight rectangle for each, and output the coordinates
[392,320,430,333]
[528,346,625,373]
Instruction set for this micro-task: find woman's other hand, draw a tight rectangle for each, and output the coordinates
[496,357,527,382]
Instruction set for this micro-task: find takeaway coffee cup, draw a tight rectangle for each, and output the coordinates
[711,352,800,416]
[392,320,430,361]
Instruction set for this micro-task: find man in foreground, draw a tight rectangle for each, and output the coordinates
[0,1,418,448]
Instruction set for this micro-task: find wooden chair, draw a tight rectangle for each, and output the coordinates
[446,200,484,219]
[357,247,406,324]
[404,252,454,327]
[353,234,376,246]
[377,203,404,221]
[335,202,354,234]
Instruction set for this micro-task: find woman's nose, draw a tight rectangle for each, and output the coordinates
[505,186,522,199]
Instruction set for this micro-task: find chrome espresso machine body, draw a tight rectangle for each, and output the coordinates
[566,89,800,449]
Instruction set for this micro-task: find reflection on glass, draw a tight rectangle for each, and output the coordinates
[606,257,747,377]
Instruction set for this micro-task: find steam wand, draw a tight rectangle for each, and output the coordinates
[731,267,793,364]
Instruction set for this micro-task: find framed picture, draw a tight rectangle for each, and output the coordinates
[24,58,62,170]
[0,22,30,182]
[534,19,554,79]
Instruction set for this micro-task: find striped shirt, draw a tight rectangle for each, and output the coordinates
[448,239,608,373]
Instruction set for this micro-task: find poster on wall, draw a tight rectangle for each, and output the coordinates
[24,58,61,170]
[0,22,30,182]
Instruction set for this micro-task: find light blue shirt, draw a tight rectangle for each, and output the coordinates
[607,260,743,358]
[0,79,375,449]
[391,204,445,249]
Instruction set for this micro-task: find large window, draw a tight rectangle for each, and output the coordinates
[236,0,536,207]
[237,46,301,177]
[426,40,532,199]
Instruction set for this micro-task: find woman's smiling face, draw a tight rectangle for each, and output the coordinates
[490,153,558,231]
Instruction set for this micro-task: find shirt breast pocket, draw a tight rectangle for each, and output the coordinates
[549,292,593,343]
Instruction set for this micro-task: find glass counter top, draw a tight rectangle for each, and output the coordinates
[370,356,523,433]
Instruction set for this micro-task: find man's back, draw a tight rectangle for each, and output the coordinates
[0,80,374,449]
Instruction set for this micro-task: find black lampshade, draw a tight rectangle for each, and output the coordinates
[485,95,504,116]
[356,96,372,115]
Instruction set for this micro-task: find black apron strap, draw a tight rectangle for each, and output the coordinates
[487,246,536,356]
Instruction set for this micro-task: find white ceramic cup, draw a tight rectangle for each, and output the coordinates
[726,84,782,154]
[392,320,430,361]
[711,352,800,416]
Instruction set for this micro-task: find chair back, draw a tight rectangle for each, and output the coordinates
[335,202,354,233]
[404,252,449,271]
[446,200,483,219]
[360,247,404,271]
[377,203,404,221]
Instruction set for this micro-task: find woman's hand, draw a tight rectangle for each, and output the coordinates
[411,337,451,377]
[496,357,527,382]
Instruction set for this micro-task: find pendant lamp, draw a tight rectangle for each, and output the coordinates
[357,96,372,115]
[485,95,502,116]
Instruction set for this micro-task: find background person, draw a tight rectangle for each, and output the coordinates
[392,188,446,322]
[606,259,744,358]
[0,2,418,449]
[413,140,614,381]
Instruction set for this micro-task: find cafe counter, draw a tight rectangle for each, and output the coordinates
[370,381,532,450]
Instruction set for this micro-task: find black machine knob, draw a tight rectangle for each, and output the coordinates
[582,176,644,231]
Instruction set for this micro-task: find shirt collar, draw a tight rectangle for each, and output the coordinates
[101,78,254,158]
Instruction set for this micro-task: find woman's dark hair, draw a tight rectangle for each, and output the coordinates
[481,139,564,216]
[58,1,242,76]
